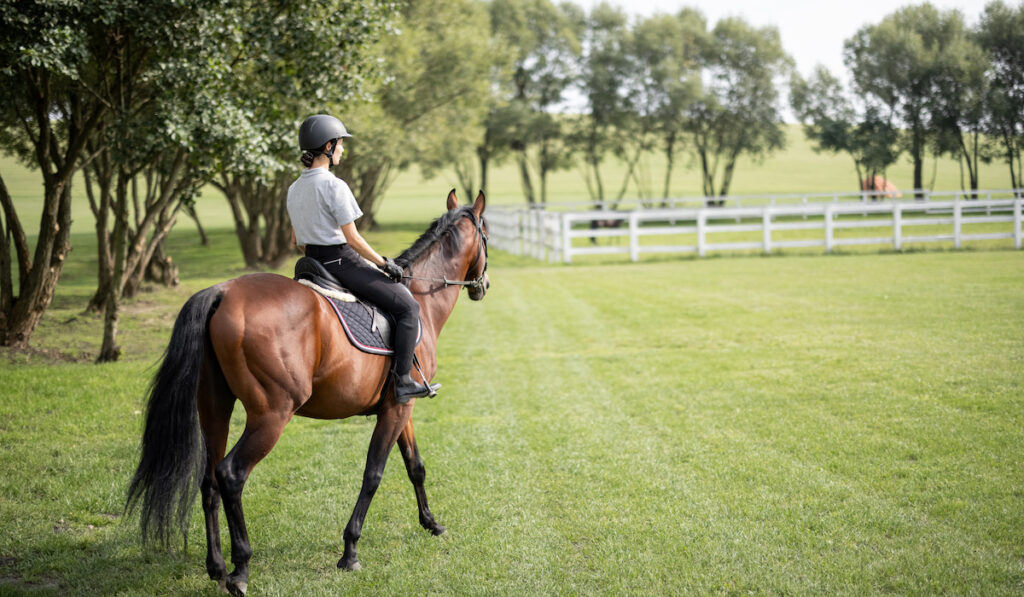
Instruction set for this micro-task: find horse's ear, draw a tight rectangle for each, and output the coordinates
[446,189,458,210]
[473,190,486,217]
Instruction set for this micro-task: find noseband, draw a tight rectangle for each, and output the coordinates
[402,213,488,290]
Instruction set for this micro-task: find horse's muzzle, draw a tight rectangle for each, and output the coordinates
[468,273,489,301]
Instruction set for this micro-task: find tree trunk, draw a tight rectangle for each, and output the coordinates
[97,169,129,363]
[1001,130,1018,192]
[0,174,30,330]
[911,124,925,198]
[185,204,208,246]
[719,147,741,199]
[540,164,549,206]
[662,135,676,205]
[144,241,179,287]
[84,154,114,313]
[614,147,643,205]
[477,146,489,198]
[2,181,73,348]
[586,146,606,205]
[219,173,296,268]
[220,177,262,268]
[698,148,716,201]
[453,157,477,207]
[517,151,535,205]
[0,68,106,348]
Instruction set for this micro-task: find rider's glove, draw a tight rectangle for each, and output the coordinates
[381,257,404,282]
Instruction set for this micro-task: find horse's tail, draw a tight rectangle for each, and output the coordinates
[125,284,224,548]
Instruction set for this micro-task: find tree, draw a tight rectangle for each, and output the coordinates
[75,2,233,361]
[790,66,901,192]
[486,0,581,205]
[845,4,970,196]
[1,1,111,348]
[573,2,632,205]
[335,0,491,229]
[210,0,389,267]
[929,13,991,192]
[976,0,1024,191]
[627,9,704,201]
[686,17,791,200]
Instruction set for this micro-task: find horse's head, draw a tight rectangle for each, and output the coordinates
[446,189,489,301]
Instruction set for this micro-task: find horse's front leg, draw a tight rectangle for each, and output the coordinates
[339,405,411,571]
[397,419,445,535]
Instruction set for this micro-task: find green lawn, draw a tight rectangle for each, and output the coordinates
[1,228,1023,594]
[1,126,1023,595]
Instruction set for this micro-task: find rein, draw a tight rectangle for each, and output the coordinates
[402,212,488,290]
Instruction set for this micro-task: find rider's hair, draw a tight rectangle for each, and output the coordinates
[300,139,338,168]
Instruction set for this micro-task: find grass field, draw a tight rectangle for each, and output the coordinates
[1,127,1023,595]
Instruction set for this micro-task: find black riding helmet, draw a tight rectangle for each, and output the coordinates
[299,114,352,167]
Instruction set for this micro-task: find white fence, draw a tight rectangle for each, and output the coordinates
[487,190,1024,263]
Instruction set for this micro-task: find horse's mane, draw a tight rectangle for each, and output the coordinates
[395,206,476,268]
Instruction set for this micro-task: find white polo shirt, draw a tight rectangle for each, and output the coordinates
[286,168,363,246]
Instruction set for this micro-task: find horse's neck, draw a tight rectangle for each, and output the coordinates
[409,247,467,340]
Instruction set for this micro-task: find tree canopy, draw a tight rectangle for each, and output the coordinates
[4,0,1024,355]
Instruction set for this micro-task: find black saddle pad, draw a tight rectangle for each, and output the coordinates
[294,257,421,356]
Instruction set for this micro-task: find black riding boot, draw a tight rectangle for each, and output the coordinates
[395,372,441,404]
[392,309,440,403]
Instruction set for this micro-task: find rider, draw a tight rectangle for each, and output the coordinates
[287,114,440,403]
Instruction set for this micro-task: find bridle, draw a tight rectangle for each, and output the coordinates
[402,212,489,291]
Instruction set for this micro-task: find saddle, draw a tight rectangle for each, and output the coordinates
[294,257,421,356]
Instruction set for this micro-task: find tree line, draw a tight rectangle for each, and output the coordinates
[792,2,1024,196]
[1,0,1022,357]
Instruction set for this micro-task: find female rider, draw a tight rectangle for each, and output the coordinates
[287,114,439,403]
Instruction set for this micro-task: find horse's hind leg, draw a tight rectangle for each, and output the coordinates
[216,412,290,596]
[397,420,445,536]
[197,358,234,592]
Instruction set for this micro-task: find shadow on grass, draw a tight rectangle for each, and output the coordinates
[0,522,203,596]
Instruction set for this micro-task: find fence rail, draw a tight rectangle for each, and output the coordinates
[487,190,1024,263]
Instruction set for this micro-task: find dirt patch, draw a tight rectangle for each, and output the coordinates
[0,576,60,591]
[0,557,59,591]
[1,346,92,364]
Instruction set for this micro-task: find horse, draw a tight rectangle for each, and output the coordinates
[125,190,489,596]
[588,216,625,245]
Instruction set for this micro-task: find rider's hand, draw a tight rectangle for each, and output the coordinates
[381,257,404,282]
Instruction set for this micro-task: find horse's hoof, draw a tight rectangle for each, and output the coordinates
[338,558,361,571]
[431,525,447,536]
[226,580,247,596]
[218,578,229,594]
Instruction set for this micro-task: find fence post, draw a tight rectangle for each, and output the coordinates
[697,210,707,257]
[825,205,835,253]
[629,211,640,262]
[1014,198,1022,250]
[893,203,902,251]
[763,210,772,254]
[954,199,962,249]
[539,210,547,261]
[561,212,572,264]
[515,210,523,256]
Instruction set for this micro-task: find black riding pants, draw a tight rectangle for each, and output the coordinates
[305,244,420,376]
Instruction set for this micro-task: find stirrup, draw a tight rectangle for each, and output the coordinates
[394,356,440,403]
[395,377,441,404]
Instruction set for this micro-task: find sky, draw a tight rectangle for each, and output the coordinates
[577,0,997,82]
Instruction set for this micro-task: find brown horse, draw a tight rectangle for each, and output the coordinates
[126,190,489,596]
